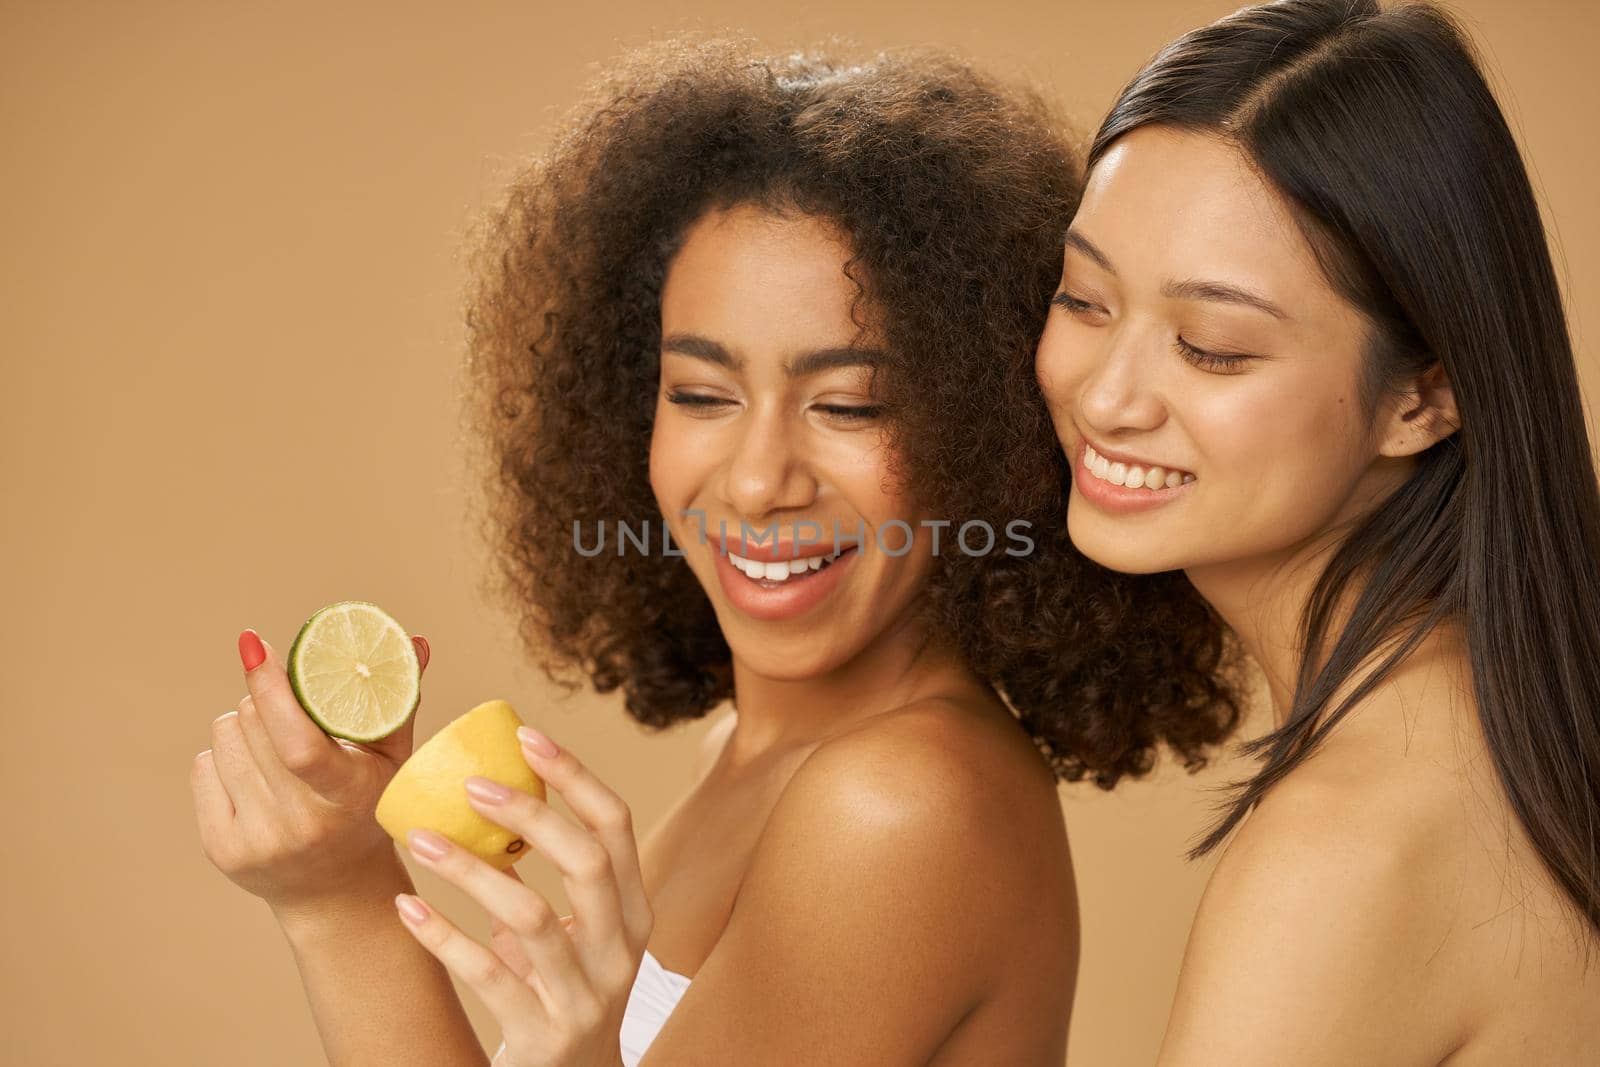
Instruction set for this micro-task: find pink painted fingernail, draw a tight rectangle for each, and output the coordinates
[517,725,559,759]
[465,776,511,804]
[395,894,430,924]
[407,828,449,860]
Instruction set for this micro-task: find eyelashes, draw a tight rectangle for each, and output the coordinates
[1051,291,1093,314]
[1050,290,1256,374]
[664,391,882,421]
[664,392,726,409]
[1173,337,1250,374]
[817,404,883,420]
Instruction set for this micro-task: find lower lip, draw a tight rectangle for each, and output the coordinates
[712,546,859,622]
[1073,440,1194,514]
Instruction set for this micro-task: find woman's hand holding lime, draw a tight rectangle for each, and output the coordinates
[190,612,429,917]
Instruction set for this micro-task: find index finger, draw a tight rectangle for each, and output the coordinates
[515,728,651,944]
[238,630,342,785]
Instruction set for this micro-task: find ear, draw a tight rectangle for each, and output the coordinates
[1377,359,1459,458]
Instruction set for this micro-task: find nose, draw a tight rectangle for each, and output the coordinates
[1077,327,1167,437]
[720,403,819,521]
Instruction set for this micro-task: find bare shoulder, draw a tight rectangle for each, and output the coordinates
[641,696,1075,1064]
[794,695,1070,866]
[814,693,1051,784]
[1162,623,1600,1066]
[761,695,1078,983]
[1160,765,1463,1066]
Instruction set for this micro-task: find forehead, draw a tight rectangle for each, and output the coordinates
[1074,126,1324,294]
[660,203,861,336]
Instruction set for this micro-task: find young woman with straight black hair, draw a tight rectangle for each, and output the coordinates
[1036,0,1600,1061]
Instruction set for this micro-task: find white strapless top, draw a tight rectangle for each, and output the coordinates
[491,948,693,1066]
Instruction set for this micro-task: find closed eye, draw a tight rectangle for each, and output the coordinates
[1174,337,1253,374]
[665,391,733,410]
[1051,291,1101,315]
[815,403,882,421]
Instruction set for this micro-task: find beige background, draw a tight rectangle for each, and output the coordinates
[3,1,1594,1064]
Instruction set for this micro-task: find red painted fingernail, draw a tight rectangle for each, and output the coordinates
[412,635,430,671]
[238,630,266,672]
[517,725,559,759]
[395,894,430,924]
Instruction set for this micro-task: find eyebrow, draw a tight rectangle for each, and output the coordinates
[660,333,883,376]
[1063,228,1291,321]
[1162,278,1289,320]
[1063,230,1116,274]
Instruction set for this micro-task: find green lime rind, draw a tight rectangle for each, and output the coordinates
[286,600,421,743]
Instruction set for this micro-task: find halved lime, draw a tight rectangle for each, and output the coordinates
[286,601,421,742]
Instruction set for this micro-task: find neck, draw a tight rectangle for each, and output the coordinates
[1185,456,1421,725]
[1184,530,1353,725]
[722,602,978,765]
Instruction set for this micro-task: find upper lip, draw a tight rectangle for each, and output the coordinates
[1079,432,1192,475]
[709,532,854,562]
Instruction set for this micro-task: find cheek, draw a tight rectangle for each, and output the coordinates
[1193,379,1370,529]
[647,411,698,508]
[818,438,935,576]
[826,433,912,527]
[1033,318,1081,403]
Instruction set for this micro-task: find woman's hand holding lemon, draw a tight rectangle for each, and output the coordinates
[393,727,654,1067]
[190,620,430,917]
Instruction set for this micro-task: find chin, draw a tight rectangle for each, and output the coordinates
[727,641,844,683]
[1066,507,1189,575]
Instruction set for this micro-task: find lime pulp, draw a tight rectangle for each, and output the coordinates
[286,601,420,742]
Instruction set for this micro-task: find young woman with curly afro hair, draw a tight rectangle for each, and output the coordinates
[219,36,1250,1067]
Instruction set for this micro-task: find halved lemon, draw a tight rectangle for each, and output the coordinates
[376,699,546,869]
[286,601,420,743]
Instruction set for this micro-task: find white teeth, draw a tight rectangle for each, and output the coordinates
[1084,444,1193,492]
[727,545,846,583]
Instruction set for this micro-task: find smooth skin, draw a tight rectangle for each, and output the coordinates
[192,202,1076,1067]
[1034,125,1600,1065]
[627,204,1075,1065]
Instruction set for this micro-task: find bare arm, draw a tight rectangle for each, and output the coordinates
[271,848,490,1067]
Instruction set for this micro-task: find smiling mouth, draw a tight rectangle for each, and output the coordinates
[1082,442,1195,491]
[725,545,854,585]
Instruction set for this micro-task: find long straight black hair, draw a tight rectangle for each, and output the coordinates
[1091,0,1600,936]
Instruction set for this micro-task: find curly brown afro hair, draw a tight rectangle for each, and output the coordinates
[460,36,1250,787]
